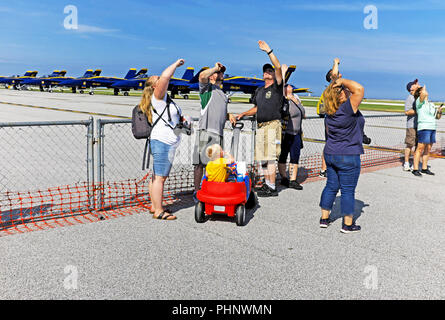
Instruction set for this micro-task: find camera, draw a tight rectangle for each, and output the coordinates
[363,134,371,145]
[174,116,192,136]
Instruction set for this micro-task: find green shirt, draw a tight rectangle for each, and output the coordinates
[416,99,437,131]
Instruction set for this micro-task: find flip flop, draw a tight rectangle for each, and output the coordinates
[153,211,177,220]
[149,208,172,214]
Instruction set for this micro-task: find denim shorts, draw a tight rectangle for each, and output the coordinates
[150,139,177,177]
[417,130,436,144]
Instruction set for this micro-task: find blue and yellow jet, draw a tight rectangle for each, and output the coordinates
[58,69,102,93]
[222,65,310,102]
[21,70,73,92]
[0,71,39,90]
[111,67,196,97]
[60,68,145,95]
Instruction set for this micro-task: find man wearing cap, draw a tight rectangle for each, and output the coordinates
[403,79,420,171]
[192,62,237,202]
[236,40,283,197]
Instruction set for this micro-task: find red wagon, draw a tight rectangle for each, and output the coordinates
[195,179,248,226]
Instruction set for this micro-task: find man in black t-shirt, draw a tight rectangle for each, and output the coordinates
[237,40,283,197]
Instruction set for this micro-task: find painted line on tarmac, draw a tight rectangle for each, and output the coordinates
[0,101,130,119]
[303,137,445,159]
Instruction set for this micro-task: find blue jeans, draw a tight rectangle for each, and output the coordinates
[319,154,361,216]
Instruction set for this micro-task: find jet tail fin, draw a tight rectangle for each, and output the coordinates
[24,71,38,77]
[124,68,137,79]
[59,70,67,77]
[93,69,102,76]
[83,70,94,77]
[136,68,148,77]
[284,65,296,83]
[181,67,194,81]
[50,70,60,77]
[190,67,209,83]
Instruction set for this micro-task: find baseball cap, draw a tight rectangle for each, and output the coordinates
[325,69,333,83]
[406,79,418,92]
[263,63,274,73]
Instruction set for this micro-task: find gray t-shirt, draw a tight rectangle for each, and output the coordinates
[286,99,305,135]
[198,81,228,136]
[405,94,417,129]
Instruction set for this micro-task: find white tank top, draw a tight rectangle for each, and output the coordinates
[150,94,181,146]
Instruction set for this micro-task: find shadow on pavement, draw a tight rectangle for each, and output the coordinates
[327,197,369,224]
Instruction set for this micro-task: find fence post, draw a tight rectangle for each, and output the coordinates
[86,117,95,210]
[96,118,105,211]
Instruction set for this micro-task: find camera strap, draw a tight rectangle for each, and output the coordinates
[153,95,181,130]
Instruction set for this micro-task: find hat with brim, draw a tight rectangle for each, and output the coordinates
[263,63,274,73]
[406,79,418,92]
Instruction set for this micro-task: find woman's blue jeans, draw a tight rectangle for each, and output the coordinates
[319,154,361,216]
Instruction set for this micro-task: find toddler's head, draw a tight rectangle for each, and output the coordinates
[206,144,223,161]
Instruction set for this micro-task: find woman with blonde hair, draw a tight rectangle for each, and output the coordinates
[142,59,186,221]
[318,75,365,233]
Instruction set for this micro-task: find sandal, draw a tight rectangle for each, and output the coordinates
[149,208,172,214]
[153,211,177,220]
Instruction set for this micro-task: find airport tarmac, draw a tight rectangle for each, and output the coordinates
[1,158,445,299]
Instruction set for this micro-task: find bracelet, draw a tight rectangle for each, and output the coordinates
[267,49,273,55]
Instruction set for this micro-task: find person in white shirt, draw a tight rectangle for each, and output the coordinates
[139,59,186,221]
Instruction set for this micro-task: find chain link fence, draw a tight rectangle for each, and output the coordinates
[1,113,444,232]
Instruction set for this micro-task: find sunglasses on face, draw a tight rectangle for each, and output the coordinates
[336,85,350,94]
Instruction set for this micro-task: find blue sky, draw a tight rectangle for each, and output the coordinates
[1,0,445,100]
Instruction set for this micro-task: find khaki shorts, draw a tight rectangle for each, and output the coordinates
[405,128,417,148]
[255,120,282,161]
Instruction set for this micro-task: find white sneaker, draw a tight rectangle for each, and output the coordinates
[403,163,411,171]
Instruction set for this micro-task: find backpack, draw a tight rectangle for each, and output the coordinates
[131,96,175,170]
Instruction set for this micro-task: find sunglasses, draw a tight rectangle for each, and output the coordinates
[336,85,350,94]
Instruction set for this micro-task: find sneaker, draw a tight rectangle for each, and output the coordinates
[257,184,278,197]
[319,170,327,178]
[341,223,361,234]
[289,180,303,190]
[412,170,422,177]
[280,177,290,187]
[254,183,267,192]
[403,162,411,171]
[421,169,435,175]
[319,218,332,228]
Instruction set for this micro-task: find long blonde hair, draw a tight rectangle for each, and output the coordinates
[322,82,342,116]
[139,76,157,123]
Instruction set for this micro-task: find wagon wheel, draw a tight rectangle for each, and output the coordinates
[195,201,206,223]
[235,205,246,226]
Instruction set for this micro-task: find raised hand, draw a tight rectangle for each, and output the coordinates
[176,59,185,67]
[334,58,340,65]
[258,40,271,53]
